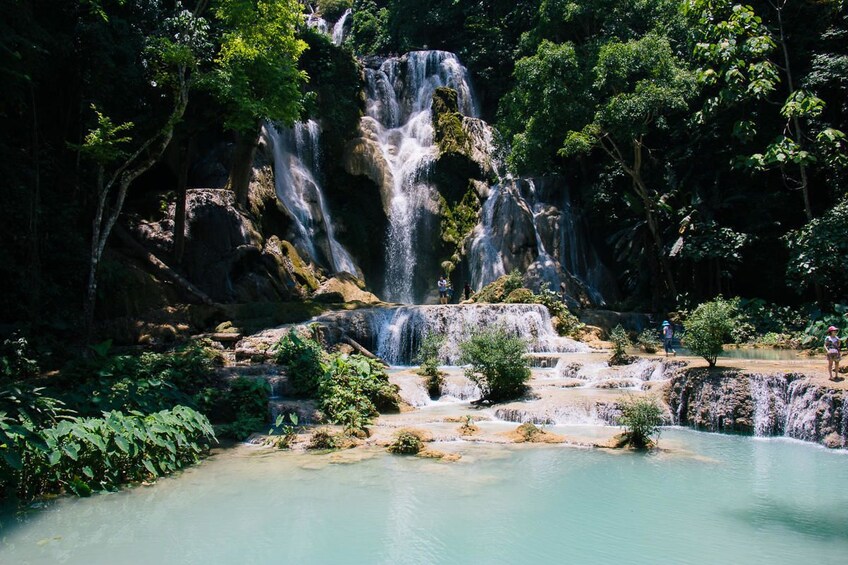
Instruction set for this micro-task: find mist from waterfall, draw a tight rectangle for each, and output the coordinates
[362,51,479,303]
[264,121,358,275]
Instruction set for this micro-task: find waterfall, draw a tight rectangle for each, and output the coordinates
[362,51,479,303]
[750,375,789,436]
[361,303,587,365]
[306,12,329,35]
[332,8,351,46]
[468,185,507,290]
[525,179,560,287]
[467,178,615,303]
[263,121,358,275]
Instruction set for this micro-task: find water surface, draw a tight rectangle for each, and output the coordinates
[1,429,846,564]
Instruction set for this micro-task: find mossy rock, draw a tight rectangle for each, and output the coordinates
[505,288,534,304]
[279,240,320,292]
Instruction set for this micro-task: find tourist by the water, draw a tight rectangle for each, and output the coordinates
[824,326,842,380]
[447,285,454,303]
[464,282,471,301]
[438,275,448,304]
[662,320,675,356]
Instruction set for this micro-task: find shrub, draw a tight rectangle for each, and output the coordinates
[266,413,299,449]
[609,325,632,365]
[316,0,352,21]
[684,297,739,367]
[617,396,663,449]
[505,287,534,303]
[318,354,400,432]
[459,326,530,402]
[637,329,661,354]
[308,427,338,450]
[271,330,325,397]
[474,269,525,303]
[387,429,425,454]
[0,335,40,384]
[516,422,543,441]
[534,283,583,337]
[1,406,214,502]
[415,333,445,397]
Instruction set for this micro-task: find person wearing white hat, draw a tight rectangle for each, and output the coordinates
[824,326,842,381]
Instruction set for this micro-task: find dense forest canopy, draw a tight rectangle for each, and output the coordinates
[1,0,847,335]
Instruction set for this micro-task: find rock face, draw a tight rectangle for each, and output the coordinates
[135,187,320,303]
[313,272,381,304]
[666,368,847,448]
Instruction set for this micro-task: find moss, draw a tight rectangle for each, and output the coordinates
[505,288,535,304]
[279,240,320,291]
[432,87,470,157]
[439,188,480,274]
[473,270,524,303]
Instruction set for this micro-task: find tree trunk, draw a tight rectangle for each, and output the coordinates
[174,136,194,263]
[773,1,812,222]
[229,124,260,208]
[83,65,191,341]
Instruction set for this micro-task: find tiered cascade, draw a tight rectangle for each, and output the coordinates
[263,121,358,275]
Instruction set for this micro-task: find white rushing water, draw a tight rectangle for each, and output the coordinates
[331,8,351,46]
[355,303,588,365]
[263,121,357,275]
[362,51,479,303]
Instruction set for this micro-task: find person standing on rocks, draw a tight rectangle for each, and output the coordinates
[662,320,675,357]
[463,282,471,301]
[438,275,448,304]
[824,325,842,380]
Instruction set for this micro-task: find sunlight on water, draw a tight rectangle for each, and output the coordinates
[1,430,847,564]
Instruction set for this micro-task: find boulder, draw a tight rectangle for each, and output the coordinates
[313,272,381,304]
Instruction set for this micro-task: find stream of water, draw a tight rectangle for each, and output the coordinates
[1,430,846,564]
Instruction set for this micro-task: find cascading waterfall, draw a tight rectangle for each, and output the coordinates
[305,11,329,34]
[263,120,358,275]
[467,178,615,303]
[468,185,507,290]
[362,51,479,303]
[332,8,351,45]
[525,179,560,287]
[361,303,587,365]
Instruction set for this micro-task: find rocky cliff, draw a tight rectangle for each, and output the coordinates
[666,368,847,448]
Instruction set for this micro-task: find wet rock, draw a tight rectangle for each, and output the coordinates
[666,368,847,448]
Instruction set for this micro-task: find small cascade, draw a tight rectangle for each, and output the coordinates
[525,180,560,287]
[365,303,588,365]
[440,374,482,401]
[467,185,507,290]
[331,8,351,45]
[305,11,329,34]
[361,51,479,303]
[555,358,676,390]
[559,185,614,304]
[750,375,789,436]
[390,372,431,407]
[264,121,358,275]
[467,178,615,303]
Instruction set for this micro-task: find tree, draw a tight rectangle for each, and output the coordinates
[683,296,738,367]
[617,395,663,449]
[79,6,210,336]
[784,198,848,301]
[561,33,697,299]
[459,326,530,402]
[212,0,308,207]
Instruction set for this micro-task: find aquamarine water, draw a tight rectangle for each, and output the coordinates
[1,429,846,564]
